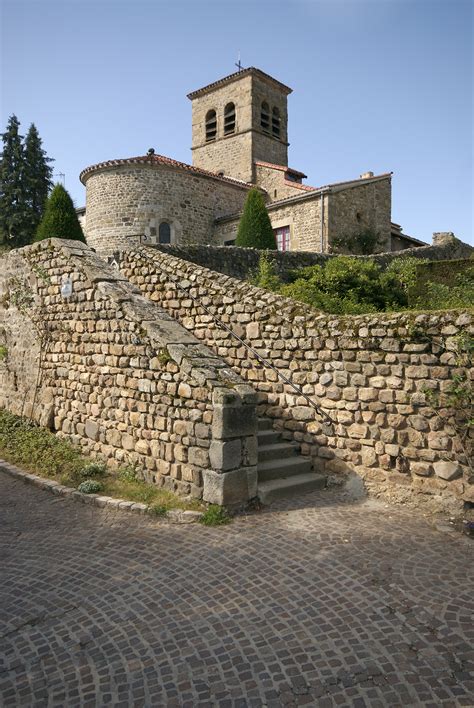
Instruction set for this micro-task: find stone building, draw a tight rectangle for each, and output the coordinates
[79,67,422,256]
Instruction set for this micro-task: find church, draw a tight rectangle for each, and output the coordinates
[78,67,423,256]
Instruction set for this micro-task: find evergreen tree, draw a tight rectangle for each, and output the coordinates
[235,188,277,249]
[0,115,30,248]
[35,183,86,243]
[24,123,54,236]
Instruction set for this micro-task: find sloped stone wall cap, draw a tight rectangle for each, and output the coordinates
[121,296,174,324]
[96,280,141,302]
[145,320,198,345]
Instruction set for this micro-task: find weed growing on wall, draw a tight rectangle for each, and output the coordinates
[332,227,383,255]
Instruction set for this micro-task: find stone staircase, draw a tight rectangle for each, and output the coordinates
[257,417,326,504]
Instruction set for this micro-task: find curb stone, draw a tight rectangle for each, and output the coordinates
[0,460,203,524]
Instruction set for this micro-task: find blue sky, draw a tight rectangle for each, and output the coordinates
[1,0,472,244]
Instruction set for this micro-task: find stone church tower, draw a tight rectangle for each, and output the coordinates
[188,67,292,183]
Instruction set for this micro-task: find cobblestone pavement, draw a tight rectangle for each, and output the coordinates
[0,473,473,708]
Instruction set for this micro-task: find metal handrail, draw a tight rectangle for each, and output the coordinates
[135,247,334,427]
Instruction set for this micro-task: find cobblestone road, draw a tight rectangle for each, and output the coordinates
[0,472,473,707]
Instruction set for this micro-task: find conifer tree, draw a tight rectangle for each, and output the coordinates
[35,183,86,243]
[0,115,30,248]
[235,188,277,249]
[24,123,54,236]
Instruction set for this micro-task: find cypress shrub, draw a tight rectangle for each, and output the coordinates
[35,183,85,243]
[235,188,276,249]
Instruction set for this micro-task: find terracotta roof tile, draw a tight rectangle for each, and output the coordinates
[283,180,317,191]
[255,161,307,179]
[187,67,292,100]
[79,154,254,190]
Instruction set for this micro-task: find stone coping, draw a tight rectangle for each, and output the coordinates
[0,460,203,524]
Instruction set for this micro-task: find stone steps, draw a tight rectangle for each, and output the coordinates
[258,441,299,463]
[258,473,327,505]
[258,456,313,482]
[256,417,326,503]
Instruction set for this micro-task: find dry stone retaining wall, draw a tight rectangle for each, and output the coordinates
[150,237,474,283]
[0,240,258,505]
[121,247,473,514]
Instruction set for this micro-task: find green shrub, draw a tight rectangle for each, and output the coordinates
[149,504,168,517]
[382,257,428,308]
[79,462,107,479]
[0,409,84,479]
[414,266,474,310]
[78,480,103,494]
[250,251,282,291]
[117,464,139,482]
[199,505,231,526]
[235,188,276,249]
[281,257,389,314]
[277,255,469,315]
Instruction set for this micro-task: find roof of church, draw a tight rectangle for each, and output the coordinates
[255,161,307,179]
[79,154,254,189]
[187,67,293,100]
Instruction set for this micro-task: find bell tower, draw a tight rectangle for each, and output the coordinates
[187,67,292,183]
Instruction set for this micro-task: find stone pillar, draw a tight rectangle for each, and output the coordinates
[432,232,456,246]
[202,385,258,506]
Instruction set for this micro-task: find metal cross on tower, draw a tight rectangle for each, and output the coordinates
[235,52,243,72]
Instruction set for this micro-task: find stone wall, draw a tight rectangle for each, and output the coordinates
[0,240,258,505]
[150,236,474,283]
[83,162,250,256]
[214,176,393,253]
[121,246,473,515]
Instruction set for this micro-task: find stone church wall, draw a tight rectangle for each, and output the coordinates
[213,194,327,250]
[121,246,473,515]
[0,240,258,505]
[328,177,392,251]
[214,176,392,253]
[254,164,307,201]
[83,163,249,256]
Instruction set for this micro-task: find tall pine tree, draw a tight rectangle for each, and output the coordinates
[24,123,54,237]
[0,115,30,248]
